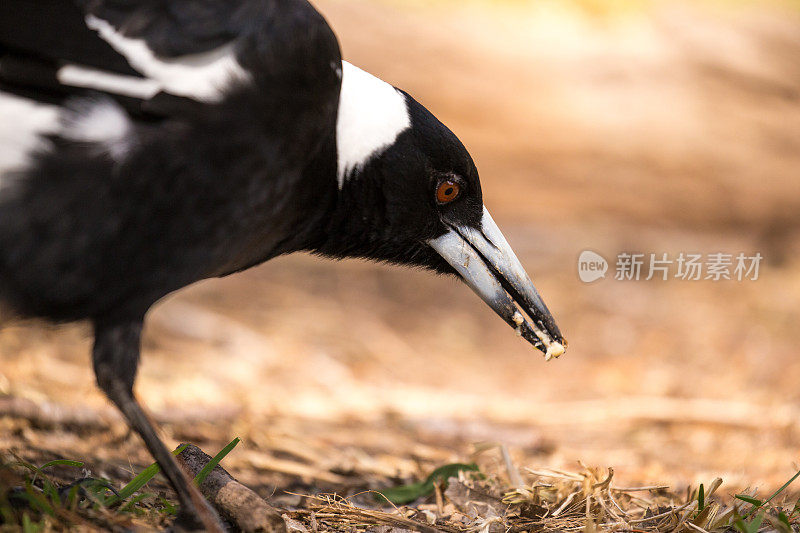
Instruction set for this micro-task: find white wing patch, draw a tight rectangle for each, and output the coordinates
[57,64,161,100]
[85,14,250,102]
[0,94,133,195]
[0,93,59,186]
[60,97,133,160]
[336,62,411,189]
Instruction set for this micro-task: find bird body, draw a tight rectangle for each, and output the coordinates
[1,0,343,323]
[1,0,566,528]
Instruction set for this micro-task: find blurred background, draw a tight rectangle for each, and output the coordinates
[2,0,800,496]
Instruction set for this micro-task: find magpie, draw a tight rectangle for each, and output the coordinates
[0,0,566,529]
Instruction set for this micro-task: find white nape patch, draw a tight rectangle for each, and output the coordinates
[336,62,411,188]
[0,93,59,187]
[57,64,161,100]
[60,97,133,159]
[85,15,250,102]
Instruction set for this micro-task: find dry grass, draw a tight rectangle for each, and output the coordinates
[3,433,798,532]
[282,456,800,533]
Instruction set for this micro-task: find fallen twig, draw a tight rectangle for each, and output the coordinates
[177,444,286,533]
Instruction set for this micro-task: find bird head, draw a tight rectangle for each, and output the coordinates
[317,62,565,359]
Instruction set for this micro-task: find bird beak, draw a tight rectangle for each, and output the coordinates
[427,207,566,360]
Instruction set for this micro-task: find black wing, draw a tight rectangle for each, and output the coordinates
[79,0,249,57]
[1,0,341,115]
[0,0,342,322]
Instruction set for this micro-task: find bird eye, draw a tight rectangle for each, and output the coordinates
[436,179,461,205]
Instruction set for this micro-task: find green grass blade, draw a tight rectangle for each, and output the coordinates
[30,459,84,486]
[111,462,162,504]
[159,496,177,515]
[42,480,60,505]
[735,495,763,507]
[745,468,800,519]
[108,444,188,506]
[6,461,39,474]
[21,512,40,533]
[65,485,81,511]
[750,512,765,530]
[38,460,84,470]
[22,483,54,516]
[120,492,154,513]
[697,483,705,512]
[193,437,241,486]
[77,478,119,507]
[375,481,429,505]
[375,463,480,505]
[424,463,479,485]
[735,518,754,533]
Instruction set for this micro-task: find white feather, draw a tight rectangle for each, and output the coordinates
[57,64,161,100]
[336,62,411,188]
[85,14,249,102]
[0,93,59,188]
[60,98,132,159]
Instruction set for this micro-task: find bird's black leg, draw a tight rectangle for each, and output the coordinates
[92,320,225,532]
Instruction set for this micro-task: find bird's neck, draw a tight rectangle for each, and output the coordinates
[284,63,412,257]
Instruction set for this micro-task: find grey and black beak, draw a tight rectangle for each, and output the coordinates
[428,207,566,360]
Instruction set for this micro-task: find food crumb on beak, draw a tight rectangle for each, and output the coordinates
[544,342,565,361]
[512,311,524,336]
[524,316,565,362]
[512,310,563,359]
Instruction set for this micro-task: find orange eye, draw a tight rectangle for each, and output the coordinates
[436,179,461,204]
